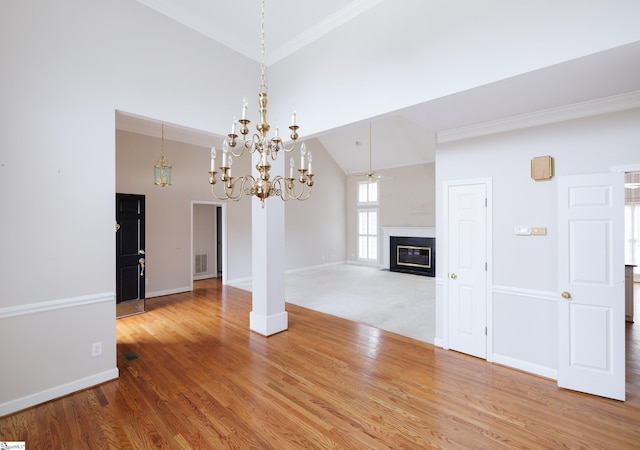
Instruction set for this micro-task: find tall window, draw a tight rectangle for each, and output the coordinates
[358,180,379,261]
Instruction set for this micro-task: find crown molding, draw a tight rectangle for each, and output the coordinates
[269,0,384,64]
[437,90,640,144]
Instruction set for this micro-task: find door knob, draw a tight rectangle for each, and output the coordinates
[139,249,146,255]
[139,258,145,277]
[450,273,457,280]
[561,291,571,299]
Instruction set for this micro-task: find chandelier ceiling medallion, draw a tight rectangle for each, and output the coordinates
[208,0,314,207]
[154,123,172,187]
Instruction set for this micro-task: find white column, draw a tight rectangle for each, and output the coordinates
[250,152,288,336]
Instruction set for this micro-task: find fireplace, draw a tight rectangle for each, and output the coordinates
[390,236,435,277]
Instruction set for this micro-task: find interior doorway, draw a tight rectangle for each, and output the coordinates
[115,193,146,318]
[625,171,640,285]
[191,201,227,290]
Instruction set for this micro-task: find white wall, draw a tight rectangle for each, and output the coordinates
[346,163,436,264]
[0,0,256,415]
[435,108,640,375]
[285,138,347,270]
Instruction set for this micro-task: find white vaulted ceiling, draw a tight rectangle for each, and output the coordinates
[134,0,383,64]
[119,0,640,176]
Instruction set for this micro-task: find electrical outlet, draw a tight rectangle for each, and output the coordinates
[91,341,102,357]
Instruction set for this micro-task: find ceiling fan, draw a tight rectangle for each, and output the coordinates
[359,123,391,180]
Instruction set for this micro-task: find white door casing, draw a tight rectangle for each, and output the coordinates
[557,172,625,401]
[445,181,489,359]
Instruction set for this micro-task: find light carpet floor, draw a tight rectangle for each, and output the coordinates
[230,264,436,343]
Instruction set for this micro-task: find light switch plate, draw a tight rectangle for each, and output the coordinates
[531,227,547,236]
[515,226,532,236]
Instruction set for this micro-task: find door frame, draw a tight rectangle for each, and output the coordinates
[191,200,227,289]
[442,177,493,361]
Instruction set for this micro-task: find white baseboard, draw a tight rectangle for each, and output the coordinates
[286,261,348,274]
[227,261,350,286]
[193,274,218,281]
[145,286,191,298]
[226,276,252,286]
[0,368,119,417]
[492,353,557,380]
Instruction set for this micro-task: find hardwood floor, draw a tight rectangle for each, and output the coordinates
[2,278,639,448]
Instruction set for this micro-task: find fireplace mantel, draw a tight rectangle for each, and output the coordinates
[381,227,435,269]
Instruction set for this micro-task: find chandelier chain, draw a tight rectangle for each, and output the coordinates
[260,0,266,89]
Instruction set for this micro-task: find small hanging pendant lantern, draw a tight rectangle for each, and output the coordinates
[154,124,172,187]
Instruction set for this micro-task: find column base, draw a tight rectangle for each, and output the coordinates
[249,311,288,336]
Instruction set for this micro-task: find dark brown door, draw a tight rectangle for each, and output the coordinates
[116,193,145,317]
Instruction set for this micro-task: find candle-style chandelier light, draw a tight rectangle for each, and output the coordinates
[208,0,314,207]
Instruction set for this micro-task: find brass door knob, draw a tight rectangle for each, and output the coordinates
[561,291,571,299]
[139,258,146,277]
[450,273,457,280]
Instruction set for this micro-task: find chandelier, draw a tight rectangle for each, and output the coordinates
[208,0,314,207]
[154,123,172,187]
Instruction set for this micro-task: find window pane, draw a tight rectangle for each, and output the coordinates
[368,182,378,202]
[358,211,368,234]
[368,236,377,260]
[368,211,377,235]
[359,236,368,259]
[358,183,368,203]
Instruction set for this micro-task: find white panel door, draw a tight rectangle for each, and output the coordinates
[448,183,487,359]
[558,172,625,401]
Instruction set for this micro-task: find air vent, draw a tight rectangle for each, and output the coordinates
[122,351,139,362]
[195,253,208,274]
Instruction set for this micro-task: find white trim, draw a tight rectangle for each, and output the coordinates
[193,274,218,281]
[270,0,385,64]
[611,163,640,174]
[0,368,119,417]
[285,261,347,274]
[0,292,114,319]
[492,285,557,302]
[492,354,557,380]
[226,275,252,286]
[146,286,192,298]
[438,90,640,144]
[249,311,288,336]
